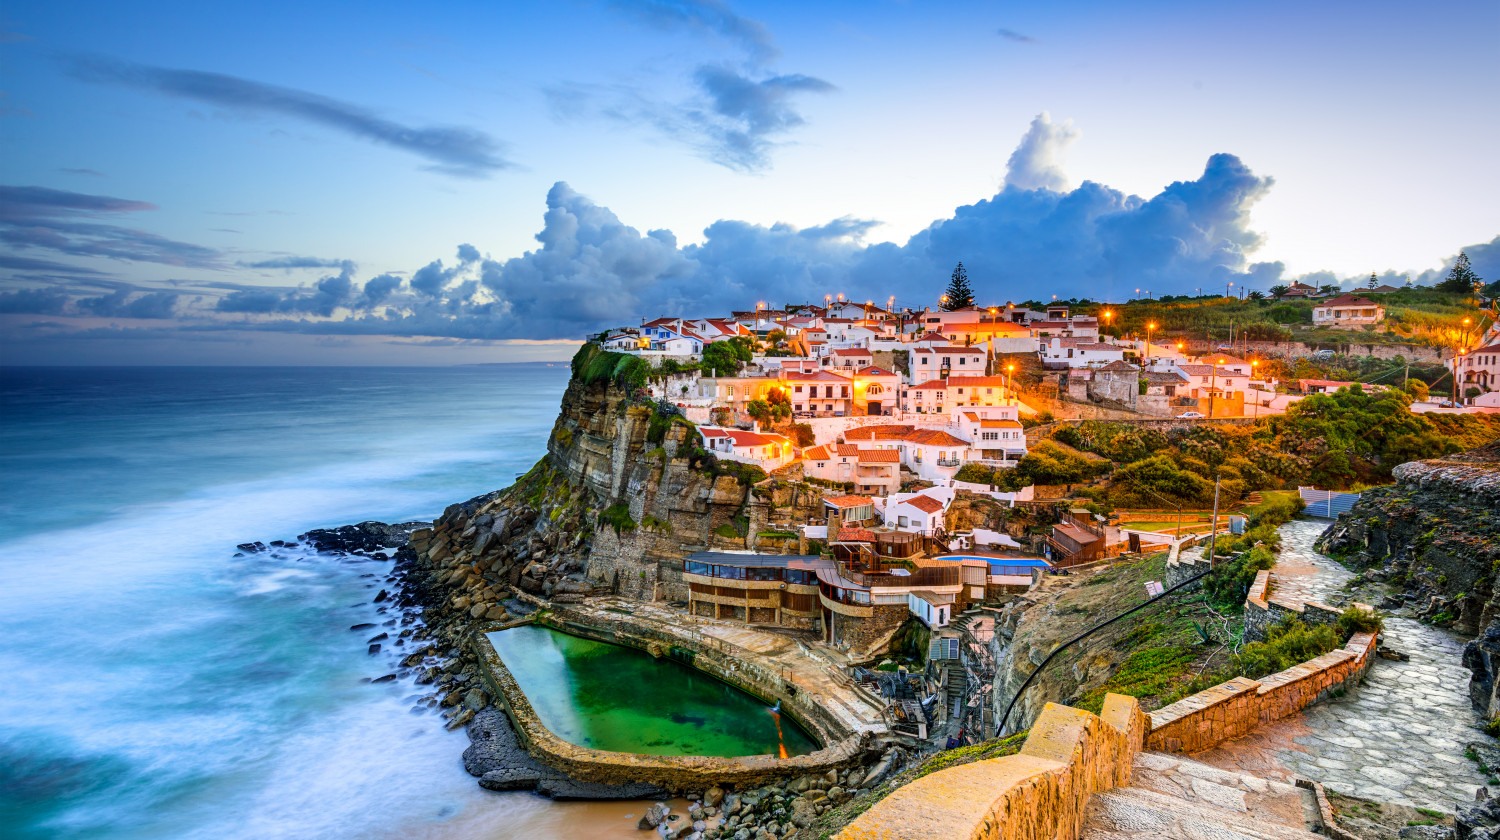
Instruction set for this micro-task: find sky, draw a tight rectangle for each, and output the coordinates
[1,0,1497,365]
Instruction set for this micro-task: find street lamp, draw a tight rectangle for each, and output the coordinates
[1250,360,1260,419]
[1146,322,1156,362]
[1103,310,1112,337]
[1208,357,1226,418]
[1006,363,1015,396]
[1226,282,1234,298]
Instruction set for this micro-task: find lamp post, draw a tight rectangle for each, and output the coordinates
[1208,357,1225,418]
[1103,310,1112,338]
[1250,360,1259,419]
[1454,350,1465,404]
[1226,282,1234,299]
[1006,363,1014,397]
[1146,322,1156,362]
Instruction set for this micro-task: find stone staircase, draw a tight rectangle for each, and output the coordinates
[1083,751,1326,839]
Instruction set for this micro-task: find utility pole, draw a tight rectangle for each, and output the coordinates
[1206,478,1222,569]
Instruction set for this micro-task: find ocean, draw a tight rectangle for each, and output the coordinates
[0,365,668,840]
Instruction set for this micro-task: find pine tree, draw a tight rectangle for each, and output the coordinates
[1437,251,1482,294]
[1368,272,1378,288]
[942,262,975,310]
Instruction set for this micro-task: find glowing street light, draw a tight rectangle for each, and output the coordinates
[1146,322,1157,361]
[1250,360,1260,419]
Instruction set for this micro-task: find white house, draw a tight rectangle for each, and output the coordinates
[825,347,874,370]
[900,375,1018,415]
[1313,294,1385,328]
[1456,342,1500,396]
[1041,338,1126,369]
[1175,363,1249,402]
[954,411,1028,462]
[882,487,954,535]
[697,427,797,471]
[803,443,901,496]
[908,346,986,383]
[907,590,953,629]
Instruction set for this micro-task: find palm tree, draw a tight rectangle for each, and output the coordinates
[1247,290,1265,301]
[1269,285,1289,300]
[1318,284,1339,296]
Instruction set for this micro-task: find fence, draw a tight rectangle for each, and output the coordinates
[1297,487,1361,518]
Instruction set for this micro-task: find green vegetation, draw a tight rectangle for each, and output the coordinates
[571,343,650,392]
[1203,545,1277,606]
[941,262,975,310]
[1236,618,1341,679]
[1336,605,1383,636]
[1078,645,1196,713]
[701,336,754,376]
[640,515,672,534]
[713,523,740,539]
[600,503,637,534]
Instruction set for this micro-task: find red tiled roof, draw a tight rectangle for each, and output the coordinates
[725,430,792,447]
[912,346,983,354]
[856,366,897,376]
[945,376,1011,388]
[832,347,872,356]
[905,495,944,514]
[783,370,851,382]
[857,450,901,463]
[844,425,915,440]
[833,443,862,456]
[835,528,877,542]
[803,445,832,460]
[906,429,969,446]
[825,495,874,507]
[1321,294,1379,307]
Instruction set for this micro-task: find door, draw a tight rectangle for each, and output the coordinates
[867,401,881,415]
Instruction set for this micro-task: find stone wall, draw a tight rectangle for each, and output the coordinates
[1243,569,1357,641]
[837,694,1147,840]
[831,604,908,652]
[1179,337,1450,363]
[1144,631,1377,754]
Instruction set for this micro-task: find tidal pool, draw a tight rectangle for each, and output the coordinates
[486,625,819,758]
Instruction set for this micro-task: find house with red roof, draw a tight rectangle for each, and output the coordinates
[698,426,797,471]
[803,443,901,496]
[1040,337,1127,369]
[782,369,854,416]
[1313,294,1385,328]
[899,375,1022,416]
[1456,343,1500,397]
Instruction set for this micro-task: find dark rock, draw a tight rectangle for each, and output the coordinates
[371,673,399,683]
[1466,619,1500,718]
[301,520,429,555]
[236,541,267,553]
[1460,793,1500,840]
[537,778,667,800]
[367,633,389,643]
[350,623,376,631]
[373,589,389,603]
[368,644,382,654]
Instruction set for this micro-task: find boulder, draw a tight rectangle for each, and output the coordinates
[638,802,671,829]
[789,797,816,829]
[463,688,489,710]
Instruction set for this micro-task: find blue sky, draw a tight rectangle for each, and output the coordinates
[1,0,1496,364]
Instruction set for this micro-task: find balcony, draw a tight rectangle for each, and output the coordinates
[937,457,961,467]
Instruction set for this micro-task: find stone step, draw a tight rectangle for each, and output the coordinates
[1082,752,1323,840]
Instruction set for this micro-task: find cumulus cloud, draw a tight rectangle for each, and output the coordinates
[0,185,219,268]
[67,57,513,177]
[75,288,179,318]
[1004,112,1078,191]
[360,273,404,306]
[0,288,70,314]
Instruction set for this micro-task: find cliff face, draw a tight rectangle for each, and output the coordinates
[392,376,828,667]
[1317,441,1500,636]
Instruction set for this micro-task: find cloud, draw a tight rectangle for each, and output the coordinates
[0,254,111,276]
[67,57,514,177]
[689,66,836,171]
[58,168,106,177]
[1004,112,1078,191]
[997,28,1038,44]
[0,288,70,314]
[75,288,179,318]
[575,0,831,172]
[215,263,358,316]
[361,273,404,306]
[0,185,219,268]
[241,255,354,271]
[611,0,779,65]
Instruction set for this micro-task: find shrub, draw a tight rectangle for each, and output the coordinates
[789,422,816,447]
[1051,424,1084,448]
[1204,545,1276,605]
[1236,618,1341,679]
[1336,605,1383,636]
[955,463,998,484]
[600,503,637,534]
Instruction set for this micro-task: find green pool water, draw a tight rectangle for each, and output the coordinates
[486,625,820,758]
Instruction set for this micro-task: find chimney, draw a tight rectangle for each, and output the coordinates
[827,509,843,544]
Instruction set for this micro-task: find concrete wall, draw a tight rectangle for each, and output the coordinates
[837,694,1147,840]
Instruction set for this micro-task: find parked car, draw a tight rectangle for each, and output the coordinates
[1175,411,1206,419]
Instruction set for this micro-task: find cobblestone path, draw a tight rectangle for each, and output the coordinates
[1193,520,1488,812]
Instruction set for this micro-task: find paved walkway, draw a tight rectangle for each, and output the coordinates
[1193,520,1487,812]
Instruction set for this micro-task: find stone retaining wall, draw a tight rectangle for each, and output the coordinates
[474,624,864,791]
[1243,568,1367,641]
[472,604,874,791]
[1144,630,1377,754]
[837,694,1147,840]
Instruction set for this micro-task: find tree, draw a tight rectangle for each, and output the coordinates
[1269,285,1289,299]
[701,336,753,376]
[942,262,975,310]
[1438,251,1483,294]
[1318,284,1339,296]
[1368,272,1379,288]
[1403,378,1430,402]
[1247,290,1265,301]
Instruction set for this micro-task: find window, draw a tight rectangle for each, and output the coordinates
[794,385,803,393]
[958,357,965,365]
